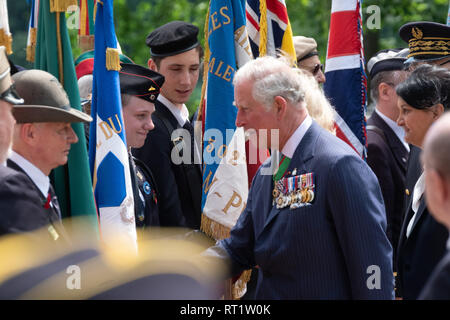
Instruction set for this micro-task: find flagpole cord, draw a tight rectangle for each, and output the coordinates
[55,13,64,85]
[197,4,210,124]
[259,0,267,56]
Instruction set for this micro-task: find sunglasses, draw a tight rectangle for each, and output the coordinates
[311,63,324,76]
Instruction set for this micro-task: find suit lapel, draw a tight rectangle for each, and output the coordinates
[371,112,408,172]
[7,159,69,242]
[260,122,319,233]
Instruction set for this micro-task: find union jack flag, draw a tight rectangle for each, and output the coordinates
[323,0,368,159]
[245,0,296,62]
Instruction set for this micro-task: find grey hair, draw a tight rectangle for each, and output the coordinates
[233,56,306,110]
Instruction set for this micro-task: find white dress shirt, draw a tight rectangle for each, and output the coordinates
[157,94,201,164]
[157,94,189,127]
[271,116,312,171]
[406,172,425,238]
[9,150,49,198]
[375,109,410,152]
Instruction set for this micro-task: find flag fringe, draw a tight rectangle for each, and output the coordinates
[201,214,252,300]
[258,0,267,56]
[0,29,13,55]
[105,48,121,71]
[50,0,77,12]
[26,27,37,62]
[201,214,231,240]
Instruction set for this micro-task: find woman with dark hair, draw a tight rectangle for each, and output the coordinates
[395,64,450,300]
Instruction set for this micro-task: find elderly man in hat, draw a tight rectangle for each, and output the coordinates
[293,36,326,84]
[118,63,165,230]
[366,48,409,268]
[0,69,91,241]
[133,21,203,230]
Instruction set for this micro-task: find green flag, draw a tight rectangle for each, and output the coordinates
[35,0,98,232]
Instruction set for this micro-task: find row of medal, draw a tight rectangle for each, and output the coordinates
[272,172,315,209]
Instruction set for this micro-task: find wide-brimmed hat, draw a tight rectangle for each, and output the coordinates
[0,46,24,105]
[11,69,92,123]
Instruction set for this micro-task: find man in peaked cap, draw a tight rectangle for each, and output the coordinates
[0,69,91,242]
[399,21,450,70]
[366,48,409,271]
[293,36,326,84]
[133,21,203,230]
[118,63,165,231]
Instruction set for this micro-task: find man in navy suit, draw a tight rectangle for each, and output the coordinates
[205,56,394,299]
[419,112,450,299]
[366,48,409,271]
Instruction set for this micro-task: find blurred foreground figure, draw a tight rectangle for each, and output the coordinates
[419,112,450,299]
[0,219,224,299]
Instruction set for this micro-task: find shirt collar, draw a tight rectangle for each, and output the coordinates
[375,109,410,152]
[9,150,50,197]
[281,115,312,158]
[157,94,190,126]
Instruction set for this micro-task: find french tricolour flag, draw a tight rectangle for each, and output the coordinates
[323,0,368,159]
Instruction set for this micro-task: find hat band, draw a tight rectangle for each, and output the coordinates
[408,38,450,57]
[297,51,319,63]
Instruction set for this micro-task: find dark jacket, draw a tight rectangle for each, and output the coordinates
[366,111,408,266]
[0,161,69,244]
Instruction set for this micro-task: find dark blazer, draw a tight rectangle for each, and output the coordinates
[419,249,450,300]
[366,111,408,266]
[132,100,202,229]
[219,121,394,299]
[396,193,449,299]
[130,155,160,228]
[0,161,69,244]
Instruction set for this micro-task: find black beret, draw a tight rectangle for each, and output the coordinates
[145,21,199,57]
[399,21,450,62]
[119,63,165,103]
[367,48,408,79]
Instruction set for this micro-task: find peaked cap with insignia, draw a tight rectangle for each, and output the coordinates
[399,21,450,62]
[119,63,165,103]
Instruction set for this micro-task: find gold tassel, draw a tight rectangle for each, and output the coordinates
[50,0,77,12]
[258,0,268,57]
[26,27,37,62]
[0,29,13,55]
[200,214,231,241]
[232,269,252,299]
[105,47,121,71]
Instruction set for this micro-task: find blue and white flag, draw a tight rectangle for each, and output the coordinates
[201,0,252,239]
[89,0,137,252]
